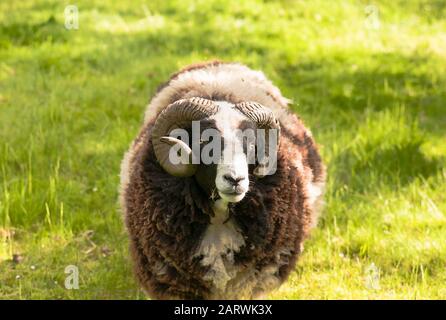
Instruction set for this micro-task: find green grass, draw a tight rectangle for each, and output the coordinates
[0,0,445,299]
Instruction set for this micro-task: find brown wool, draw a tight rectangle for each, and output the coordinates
[120,61,326,299]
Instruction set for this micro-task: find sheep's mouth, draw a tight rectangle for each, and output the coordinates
[220,190,243,196]
[218,190,246,202]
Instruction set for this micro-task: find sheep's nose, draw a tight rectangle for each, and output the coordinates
[223,174,245,186]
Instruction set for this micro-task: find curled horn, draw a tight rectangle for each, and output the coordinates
[152,97,219,177]
[234,102,280,177]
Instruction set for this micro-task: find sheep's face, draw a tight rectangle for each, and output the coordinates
[151,97,280,203]
[195,102,252,203]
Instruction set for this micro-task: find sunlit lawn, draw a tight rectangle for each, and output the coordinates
[0,0,445,299]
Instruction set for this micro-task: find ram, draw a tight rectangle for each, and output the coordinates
[120,61,325,299]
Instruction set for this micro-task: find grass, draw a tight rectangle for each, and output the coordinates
[0,0,445,299]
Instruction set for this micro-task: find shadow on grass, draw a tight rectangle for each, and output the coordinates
[273,51,445,192]
[0,16,69,47]
[275,52,444,118]
[334,139,444,193]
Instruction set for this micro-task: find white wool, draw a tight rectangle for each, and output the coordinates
[194,199,245,291]
[193,199,284,299]
[144,63,291,124]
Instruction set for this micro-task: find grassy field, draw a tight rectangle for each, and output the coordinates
[0,0,445,299]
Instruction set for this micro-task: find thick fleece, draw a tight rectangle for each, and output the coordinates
[120,61,325,299]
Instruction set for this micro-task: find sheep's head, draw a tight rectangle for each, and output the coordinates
[152,97,280,203]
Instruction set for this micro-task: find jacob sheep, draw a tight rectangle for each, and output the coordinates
[120,61,325,299]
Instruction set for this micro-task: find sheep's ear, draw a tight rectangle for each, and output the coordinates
[253,166,267,178]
